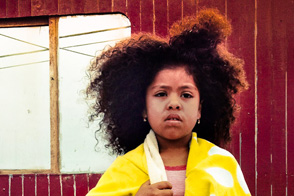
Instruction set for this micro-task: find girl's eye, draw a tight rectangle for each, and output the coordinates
[181,93,193,98]
[155,92,167,97]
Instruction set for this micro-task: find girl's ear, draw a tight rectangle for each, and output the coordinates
[142,109,147,118]
[142,110,148,122]
[198,100,203,119]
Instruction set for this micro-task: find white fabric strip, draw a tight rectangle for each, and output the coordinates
[143,130,168,184]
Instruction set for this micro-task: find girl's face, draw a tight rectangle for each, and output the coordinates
[145,66,201,142]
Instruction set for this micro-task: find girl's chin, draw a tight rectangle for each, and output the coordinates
[155,130,192,141]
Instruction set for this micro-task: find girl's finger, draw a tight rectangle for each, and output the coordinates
[159,189,174,196]
[153,181,172,190]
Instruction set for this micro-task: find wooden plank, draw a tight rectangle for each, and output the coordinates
[18,0,31,17]
[227,0,256,195]
[0,0,6,17]
[227,104,241,163]
[71,0,85,14]
[271,0,287,194]
[0,175,9,196]
[49,16,60,174]
[61,174,74,196]
[154,0,167,36]
[84,0,99,13]
[24,175,35,196]
[88,174,101,190]
[0,170,51,175]
[140,0,153,33]
[286,0,294,194]
[75,174,88,196]
[99,0,111,13]
[59,0,72,15]
[49,175,62,196]
[0,16,48,28]
[255,0,272,195]
[127,0,140,33]
[45,0,58,15]
[6,0,18,17]
[10,175,22,196]
[36,174,49,195]
[183,0,197,17]
[113,0,126,14]
[197,0,225,14]
[223,0,239,162]
[168,0,181,29]
[31,0,45,16]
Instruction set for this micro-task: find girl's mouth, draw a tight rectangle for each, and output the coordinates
[165,114,182,121]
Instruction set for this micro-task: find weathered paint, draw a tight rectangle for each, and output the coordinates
[256,0,272,195]
[0,0,293,195]
[0,174,101,196]
[286,1,294,195]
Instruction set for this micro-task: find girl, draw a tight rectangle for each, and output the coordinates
[86,9,251,196]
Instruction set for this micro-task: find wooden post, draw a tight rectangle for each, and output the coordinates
[49,16,60,174]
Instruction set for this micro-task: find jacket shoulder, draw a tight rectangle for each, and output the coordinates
[87,144,148,196]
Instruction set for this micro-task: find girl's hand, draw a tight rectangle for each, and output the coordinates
[135,180,173,196]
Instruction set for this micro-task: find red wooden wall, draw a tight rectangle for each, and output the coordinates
[1,0,293,196]
[0,174,101,196]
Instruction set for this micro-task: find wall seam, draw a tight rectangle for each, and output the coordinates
[152,0,155,34]
[35,174,37,196]
[73,174,77,196]
[59,175,63,196]
[21,175,24,196]
[254,0,258,195]
[48,174,50,196]
[285,59,288,196]
[9,175,11,196]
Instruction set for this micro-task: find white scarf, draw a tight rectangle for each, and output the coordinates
[143,130,168,184]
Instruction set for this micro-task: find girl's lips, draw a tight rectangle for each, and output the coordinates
[165,114,182,121]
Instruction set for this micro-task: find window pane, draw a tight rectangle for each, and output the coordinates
[58,14,131,173]
[0,26,50,170]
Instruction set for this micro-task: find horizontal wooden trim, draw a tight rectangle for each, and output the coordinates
[0,169,52,175]
[0,12,128,27]
[0,16,49,27]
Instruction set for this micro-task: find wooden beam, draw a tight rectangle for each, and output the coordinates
[49,16,60,174]
[0,169,52,175]
[0,16,48,27]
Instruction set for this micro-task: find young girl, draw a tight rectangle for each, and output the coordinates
[86,9,251,196]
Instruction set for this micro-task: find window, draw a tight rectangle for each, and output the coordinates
[58,14,130,173]
[0,25,50,170]
[0,14,131,174]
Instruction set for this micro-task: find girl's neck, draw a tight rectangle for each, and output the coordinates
[157,133,191,151]
[160,147,189,166]
[157,135,191,167]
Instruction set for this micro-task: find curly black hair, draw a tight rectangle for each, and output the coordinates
[86,9,248,155]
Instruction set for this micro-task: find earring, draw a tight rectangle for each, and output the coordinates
[197,119,200,124]
[143,117,147,122]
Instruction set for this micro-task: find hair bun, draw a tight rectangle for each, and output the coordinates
[169,9,232,48]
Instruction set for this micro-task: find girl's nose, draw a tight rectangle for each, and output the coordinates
[168,104,180,110]
[167,96,181,110]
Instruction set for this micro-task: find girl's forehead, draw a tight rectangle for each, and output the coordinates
[155,66,192,78]
[151,66,196,86]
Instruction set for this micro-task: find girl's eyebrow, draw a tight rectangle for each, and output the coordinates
[150,84,197,90]
[179,84,198,90]
[150,85,171,90]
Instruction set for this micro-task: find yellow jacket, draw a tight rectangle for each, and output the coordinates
[87,133,251,196]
